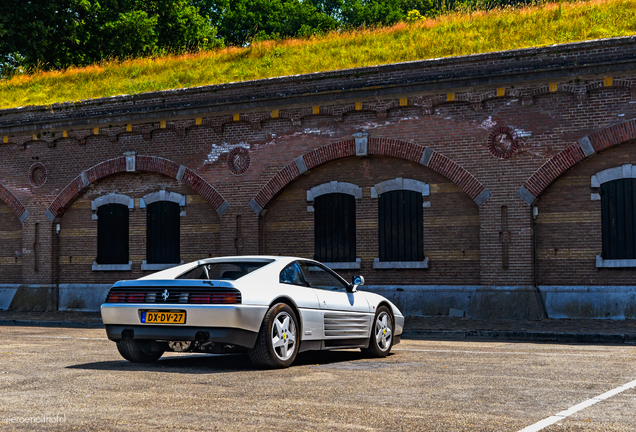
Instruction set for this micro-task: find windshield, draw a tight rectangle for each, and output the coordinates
[177,260,274,280]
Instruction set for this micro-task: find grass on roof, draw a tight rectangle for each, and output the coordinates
[1,0,635,110]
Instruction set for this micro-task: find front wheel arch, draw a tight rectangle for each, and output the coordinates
[362,305,395,358]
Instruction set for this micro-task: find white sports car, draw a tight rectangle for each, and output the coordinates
[101,256,404,368]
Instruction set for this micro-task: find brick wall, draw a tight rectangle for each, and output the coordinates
[262,156,480,285]
[536,139,636,285]
[0,201,22,283]
[58,173,221,284]
[0,37,635,302]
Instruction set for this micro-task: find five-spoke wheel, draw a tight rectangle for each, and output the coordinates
[362,305,394,357]
[249,303,299,368]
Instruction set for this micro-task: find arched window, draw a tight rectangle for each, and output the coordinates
[314,193,356,263]
[371,178,428,268]
[97,204,129,264]
[378,190,423,262]
[601,178,636,260]
[307,181,361,266]
[140,190,185,269]
[147,200,180,264]
[91,193,133,271]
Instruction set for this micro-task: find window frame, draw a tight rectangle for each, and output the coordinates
[140,190,186,271]
[307,182,362,269]
[314,192,357,264]
[592,165,636,268]
[91,193,133,272]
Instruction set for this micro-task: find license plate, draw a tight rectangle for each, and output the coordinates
[141,311,186,324]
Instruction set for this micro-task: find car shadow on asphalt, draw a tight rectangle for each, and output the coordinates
[67,350,394,373]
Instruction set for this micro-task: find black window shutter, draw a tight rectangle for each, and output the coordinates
[147,201,180,264]
[378,190,423,262]
[601,179,636,260]
[96,203,129,264]
[314,193,356,262]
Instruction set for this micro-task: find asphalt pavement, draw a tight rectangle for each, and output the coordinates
[1,325,635,431]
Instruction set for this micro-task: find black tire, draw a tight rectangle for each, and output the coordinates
[116,339,164,363]
[248,303,299,369]
[361,306,394,358]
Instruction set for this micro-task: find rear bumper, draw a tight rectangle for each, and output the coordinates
[105,324,258,348]
[101,303,268,332]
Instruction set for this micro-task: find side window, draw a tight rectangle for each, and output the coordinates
[178,265,209,280]
[280,262,306,286]
[314,193,356,262]
[378,190,423,262]
[96,203,129,264]
[298,261,348,292]
[601,178,636,259]
[147,201,180,264]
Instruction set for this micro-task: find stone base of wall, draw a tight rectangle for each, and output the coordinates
[364,285,636,320]
[2,284,636,319]
[539,286,636,319]
[0,284,110,312]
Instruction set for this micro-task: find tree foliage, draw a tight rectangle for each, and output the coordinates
[0,0,551,75]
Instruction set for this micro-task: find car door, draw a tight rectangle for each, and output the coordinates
[278,261,323,341]
[297,261,371,340]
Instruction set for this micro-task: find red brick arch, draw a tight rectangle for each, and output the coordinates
[517,119,636,204]
[249,137,491,214]
[45,155,228,221]
[0,184,29,223]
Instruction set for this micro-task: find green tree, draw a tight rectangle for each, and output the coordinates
[197,0,338,46]
[0,0,221,73]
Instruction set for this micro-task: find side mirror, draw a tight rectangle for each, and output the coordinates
[348,275,365,293]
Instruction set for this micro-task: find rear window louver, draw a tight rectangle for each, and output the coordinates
[105,287,241,304]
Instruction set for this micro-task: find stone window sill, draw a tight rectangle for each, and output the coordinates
[322,259,361,270]
[596,255,636,268]
[92,261,132,271]
[373,257,429,269]
[141,261,184,271]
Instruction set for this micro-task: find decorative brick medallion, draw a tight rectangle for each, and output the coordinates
[227,147,250,175]
[488,127,519,159]
[29,163,47,187]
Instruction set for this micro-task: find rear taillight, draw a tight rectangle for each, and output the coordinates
[188,293,240,304]
[106,292,125,303]
[106,291,145,303]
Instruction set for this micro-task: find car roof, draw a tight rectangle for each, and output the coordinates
[136,256,313,280]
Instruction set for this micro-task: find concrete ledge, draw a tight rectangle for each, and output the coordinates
[92,261,132,271]
[59,284,112,311]
[402,330,466,339]
[557,333,626,344]
[596,255,636,268]
[0,319,103,328]
[373,258,429,269]
[465,330,558,342]
[323,259,361,270]
[0,286,20,310]
[402,329,630,344]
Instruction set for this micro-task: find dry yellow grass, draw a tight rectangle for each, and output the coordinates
[1,0,635,109]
